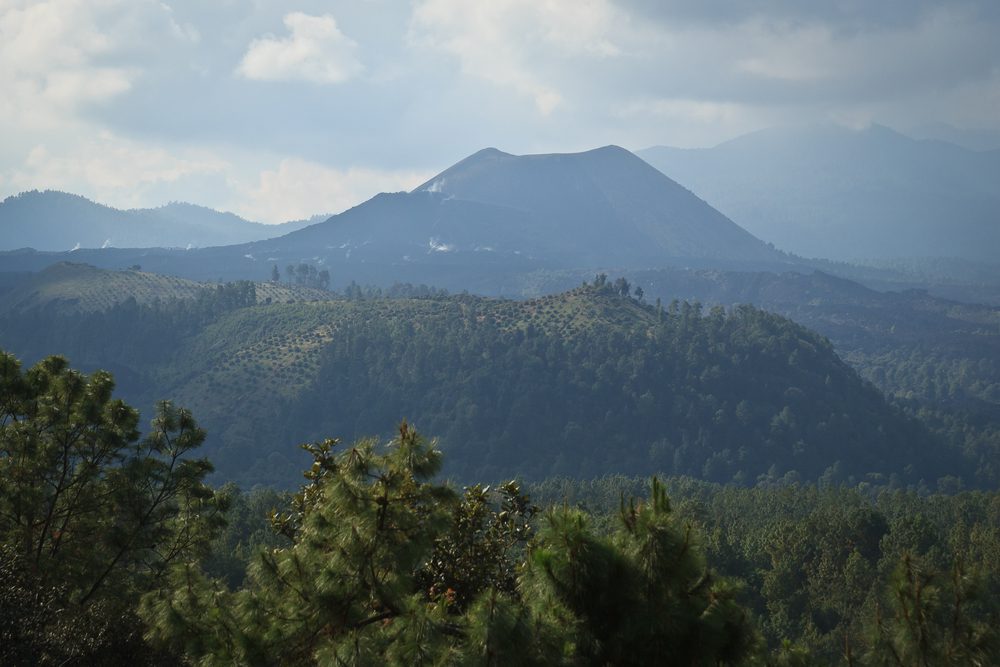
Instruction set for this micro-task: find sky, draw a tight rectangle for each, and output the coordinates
[1,0,998,223]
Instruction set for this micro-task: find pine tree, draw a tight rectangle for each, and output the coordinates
[865,553,1000,666]
[523,478,759,665]
[0,350,226,663]
[143,429,760,665]
[143,423,459,663]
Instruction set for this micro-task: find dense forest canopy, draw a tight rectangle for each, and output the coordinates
[1,354,997,664]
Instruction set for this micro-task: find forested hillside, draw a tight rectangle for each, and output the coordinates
[0,271,960,489]
[510,266,1000,487]
[4,335,997,665]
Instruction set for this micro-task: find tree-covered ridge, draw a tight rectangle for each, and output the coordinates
[272,286,946,487]
[0,277,958,488]
[511,266,1000,488]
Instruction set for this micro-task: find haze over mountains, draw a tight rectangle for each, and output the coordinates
[3,131,994,488]
[638,124,1000,261]
[0,190,317,251]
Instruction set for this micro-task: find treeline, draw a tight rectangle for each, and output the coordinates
[278,263,330,290]
[3,352,997,665]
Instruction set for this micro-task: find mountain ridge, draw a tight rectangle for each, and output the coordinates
[638,124,1000,261]
[0,190,315,251]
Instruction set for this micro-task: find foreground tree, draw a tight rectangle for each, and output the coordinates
[143,424,759,665]
[0,351,226,664]
[522,479,758,665]
[864,553,999,666]
[142,423,461,663]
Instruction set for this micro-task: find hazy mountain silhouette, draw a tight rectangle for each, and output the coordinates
[638,124,1000,261]
[0,190,313,251]
[228,145,789,284]
[408,145,785,265]
[907,122,1000,151]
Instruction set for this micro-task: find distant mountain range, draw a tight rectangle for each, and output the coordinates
[638,124,1000,261]
[0,190,317,251]
[2,139,998,305]
[0,146,797,289]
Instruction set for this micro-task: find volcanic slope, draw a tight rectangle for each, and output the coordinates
[407,145,788,266]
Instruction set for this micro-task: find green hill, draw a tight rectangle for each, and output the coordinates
[0,271,957,488]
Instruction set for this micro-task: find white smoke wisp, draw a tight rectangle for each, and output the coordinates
[428,237,454,252]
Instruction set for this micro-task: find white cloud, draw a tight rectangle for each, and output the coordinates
[237,12,363,84]
[230,158,432,223]
[3,132,228,208]
[410,0,623,115]
[0,0,139,129]
[2,0,998,220]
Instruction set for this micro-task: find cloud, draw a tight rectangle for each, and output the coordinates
[2,131,228,209]
[2,0,999,217]
[237,12,363,84]
[0,0,139,129]
[410,0,623,115]
[230,158,432,223]
[721,8,1000,102]
[615,0,1000,32]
